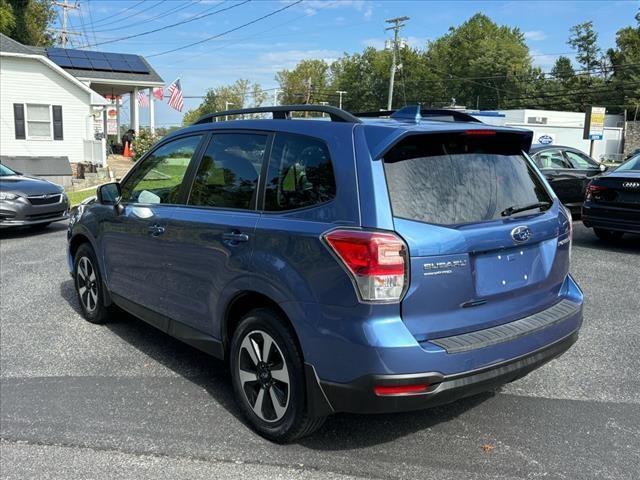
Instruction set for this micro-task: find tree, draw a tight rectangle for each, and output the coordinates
[606,9,640,113]
[568,21,601,74]
[4,0,55,46]
[551,56,576,84]
[422,13,532,109]
[275,59,330,105]
[0,0,16,36]
[182,79,262,125]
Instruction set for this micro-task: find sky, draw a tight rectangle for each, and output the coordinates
[55,0,639,127]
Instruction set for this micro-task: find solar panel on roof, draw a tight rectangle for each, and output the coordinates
[70,57,92,69]
[45,47,150,74]
[48,54,73,68]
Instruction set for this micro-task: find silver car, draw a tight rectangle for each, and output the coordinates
[0,163,69,229]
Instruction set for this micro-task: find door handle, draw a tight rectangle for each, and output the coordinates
[222,231,249,243]
[147,224,166,237]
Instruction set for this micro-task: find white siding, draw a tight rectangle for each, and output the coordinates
[0,55,92,163]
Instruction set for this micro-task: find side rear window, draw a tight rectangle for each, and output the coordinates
[383,133,551,226]
[264,133,336,211]
[188,133,267,210]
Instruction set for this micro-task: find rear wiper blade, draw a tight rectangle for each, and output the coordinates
[501,201,551,217]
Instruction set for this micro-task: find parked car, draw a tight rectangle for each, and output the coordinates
[67,105,583,442]
[529,145,606,213]
[0,163,69,229]
[583,152,640,240]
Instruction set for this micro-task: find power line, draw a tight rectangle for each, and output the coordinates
[80,0,247,49]
[147,0,304,58]
[86,0,147,29]
[90,0,205,34]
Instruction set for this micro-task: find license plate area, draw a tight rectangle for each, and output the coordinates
[474,244,545,296]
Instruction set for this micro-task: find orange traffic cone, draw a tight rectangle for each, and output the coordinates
[123,141,131,157]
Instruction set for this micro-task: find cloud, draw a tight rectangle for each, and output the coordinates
[258,49,342,69]
[524,30,547,41]
[530,48,564,70]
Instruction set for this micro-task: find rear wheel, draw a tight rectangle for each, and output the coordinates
[73,244,111,324]
[594,228,624,241]
[229,308,325,442]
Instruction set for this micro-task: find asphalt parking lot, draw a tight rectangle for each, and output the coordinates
[1,222,639,479]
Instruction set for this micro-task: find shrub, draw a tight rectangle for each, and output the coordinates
[132,128,159,162]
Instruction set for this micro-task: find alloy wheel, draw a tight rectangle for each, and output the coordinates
[238,330,290,423]
[77,256,98,313]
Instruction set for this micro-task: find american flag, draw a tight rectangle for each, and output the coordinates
[152,87,164,101]
[167,78,184,112]
[136,90,149,107]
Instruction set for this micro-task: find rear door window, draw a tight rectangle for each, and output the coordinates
[383,133,551,226]
[264,132,336,211]
[188,133,268,210]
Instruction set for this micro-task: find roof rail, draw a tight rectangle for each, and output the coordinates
[356,107,482,123]
[193,105,362,125]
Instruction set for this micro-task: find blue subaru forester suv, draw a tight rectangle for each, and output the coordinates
[67,105,583,442]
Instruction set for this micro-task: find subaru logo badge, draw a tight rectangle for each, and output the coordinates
[511,226,532,243]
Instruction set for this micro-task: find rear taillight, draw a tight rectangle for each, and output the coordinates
[585,184,608,201]
[462,129,496,136]
[374,384,429,396]
[323,229,408,303]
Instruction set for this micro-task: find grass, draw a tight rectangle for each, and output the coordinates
[66,188,98,206]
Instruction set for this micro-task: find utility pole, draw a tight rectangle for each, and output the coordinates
[273,89,280,106]
[52,0,80,47]
[336,90,347,109]
[385,16,409,111]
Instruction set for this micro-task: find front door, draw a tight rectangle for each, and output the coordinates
[101,134,204,316]
[163,132,270,335]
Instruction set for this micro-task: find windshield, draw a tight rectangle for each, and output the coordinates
[615,154,640,172]
[0,164,17,177]
[383,133,552,226]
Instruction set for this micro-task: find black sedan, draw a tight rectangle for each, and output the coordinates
[582,154,640,241]
[0,163,69,229]
[529,145,606,213]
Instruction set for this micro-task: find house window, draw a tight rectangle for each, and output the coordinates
[26,104,52,139]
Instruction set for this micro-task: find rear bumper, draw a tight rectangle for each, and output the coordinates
[316,329,578,414]
[582,203,640,234]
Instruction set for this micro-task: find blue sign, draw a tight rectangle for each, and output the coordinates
[538,134,554,145]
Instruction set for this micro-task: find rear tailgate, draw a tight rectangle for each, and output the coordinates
[381,130,571,342]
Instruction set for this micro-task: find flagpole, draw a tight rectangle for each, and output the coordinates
[149,87,155,135]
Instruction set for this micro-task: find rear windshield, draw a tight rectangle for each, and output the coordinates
[383,133,551,226]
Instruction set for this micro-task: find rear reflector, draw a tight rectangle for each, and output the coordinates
[323,229,407,302]
[374,384,429,396]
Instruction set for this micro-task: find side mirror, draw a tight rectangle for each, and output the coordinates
[599,164,607,172]
[97,182,121,205]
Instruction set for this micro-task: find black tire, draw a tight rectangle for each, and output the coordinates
[594,228,624,241]
[229,308,325,442]
[73,243,111,324]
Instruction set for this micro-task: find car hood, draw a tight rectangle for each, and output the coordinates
[0,175,63,196]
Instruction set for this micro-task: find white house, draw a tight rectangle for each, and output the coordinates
[0,34,164,186]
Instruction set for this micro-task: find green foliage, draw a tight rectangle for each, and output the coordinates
[190,11,638,117]
[4,0,55,46]
[132,129,160,162]
[0,0,16,35]
[275,59,331,105]
[182,79,263,125]
[568,21,602,72]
